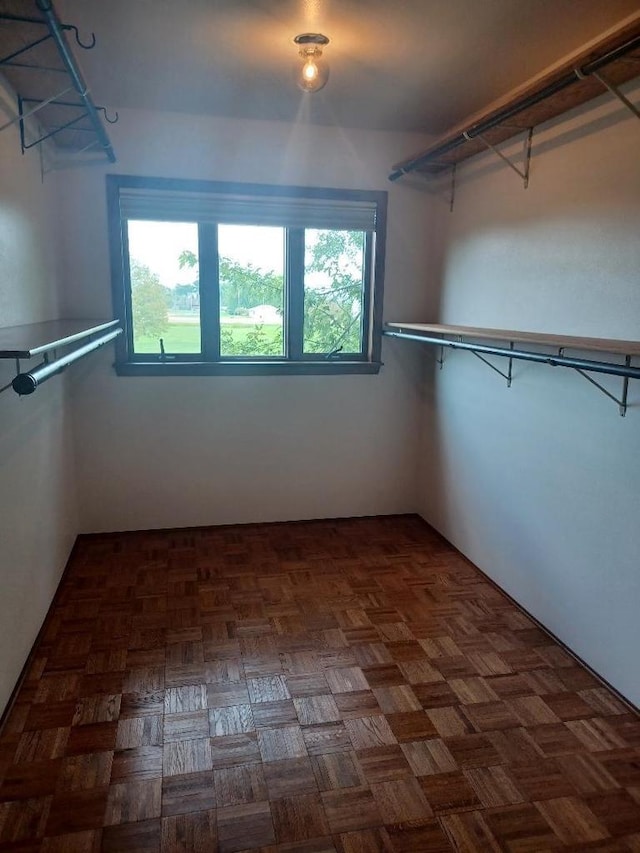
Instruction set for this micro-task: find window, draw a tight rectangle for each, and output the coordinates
[107,175,387,375]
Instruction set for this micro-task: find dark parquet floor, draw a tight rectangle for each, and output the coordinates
[0,515,639,851]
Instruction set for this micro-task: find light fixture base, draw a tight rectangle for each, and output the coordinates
[294,33,330,47]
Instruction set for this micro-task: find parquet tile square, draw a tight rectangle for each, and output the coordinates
[336,827,392,853]
[104,778,162,825]
[326,668,369,694]
[419,769,482,814]
[536,795,609,844]
[345,717,397,750]
[0,516,638,851]
[303,722,352,756]
[334,691,382,720]
[384,818,452,852]
[65,722,118,756]
[464,765,525,808]
[214,763,268,806]
[509,757,578,801]
[160,810,217,853]
[217,801,275,853]
[163,710,209,742]
[41,829,102,852]
[361,665,405,690]
[311,751,364,791]
[370,777,432,822]
[427,705,475,737]
[210,733,262,768]
[0,760,62,802]
[160,770,216,816]
[257,726,307,762]
[321,787,382,834]
[0,795,52,844]
[355,745,413,784]
[14,729,69,763]
[209,704,255,736]
[101,817,161,852]
[294,695,341,726]
[44,787,110,835]
[401,739,457,776]
[55,752,113,792]
[111,745,163,781]
[271,792,330,842]
[116,715,163,748]
[372,686,421,714]
[264,756,318,799]
[385,711,437,743]
[439,809,502,851]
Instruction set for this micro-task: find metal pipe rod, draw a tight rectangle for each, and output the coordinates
[33,0,116,163]
[383,330,640,380]
[12,328,122,395]
[389,33,640,181]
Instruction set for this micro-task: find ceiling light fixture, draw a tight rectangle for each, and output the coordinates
[294,33,330,93]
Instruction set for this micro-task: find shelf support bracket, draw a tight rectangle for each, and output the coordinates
[557,348,631,416]
[471,341,514,386]
[0,85,74,134]
[590,71,640,120]
[464,127,533,188]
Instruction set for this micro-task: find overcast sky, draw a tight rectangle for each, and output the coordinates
[127,221,285,288]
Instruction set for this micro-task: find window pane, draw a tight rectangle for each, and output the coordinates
[303,230,366,355]
[127,221,200,354]
[218,225,285,358]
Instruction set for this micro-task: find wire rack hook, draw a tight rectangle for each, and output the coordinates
[97,106,119,124]
[66,24,96,50]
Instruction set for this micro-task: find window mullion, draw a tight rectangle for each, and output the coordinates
[287,228,305,361]
[198,223,220,360]
[361,231,373,358]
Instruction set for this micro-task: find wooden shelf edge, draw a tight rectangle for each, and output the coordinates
[384,322,640,357]
[0,319,121,359]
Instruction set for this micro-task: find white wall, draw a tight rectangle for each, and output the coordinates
[0,86,78,715]
[419,85,640,705]
[59,110,435,532]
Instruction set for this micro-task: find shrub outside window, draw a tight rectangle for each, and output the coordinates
[107,175,387,376]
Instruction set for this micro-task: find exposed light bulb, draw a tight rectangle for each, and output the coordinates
[294,33,330,93]
[302,57,319,83]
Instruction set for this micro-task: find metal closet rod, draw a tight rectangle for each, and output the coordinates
[12,327,122,395]
[383,330,640,380]
[33,0,116,163]
[389,33,640,181]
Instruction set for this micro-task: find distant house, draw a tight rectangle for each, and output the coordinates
[248,304,281,324]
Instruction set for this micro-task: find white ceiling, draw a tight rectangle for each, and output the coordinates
[58,0,640,133]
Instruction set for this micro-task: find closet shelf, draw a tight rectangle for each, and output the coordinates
[0,318,120,359]
[0,0,117,165]
[384,323,640,416]
[384,323,640,358]
[390,14,640,182]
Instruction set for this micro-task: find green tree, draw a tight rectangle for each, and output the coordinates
[130,260,170,341]
[303,230,365,354]
[219,257,282,315]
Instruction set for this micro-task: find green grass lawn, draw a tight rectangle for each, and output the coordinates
[134,320,282,355]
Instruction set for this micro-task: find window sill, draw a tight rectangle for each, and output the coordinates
[114,360,383,377]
